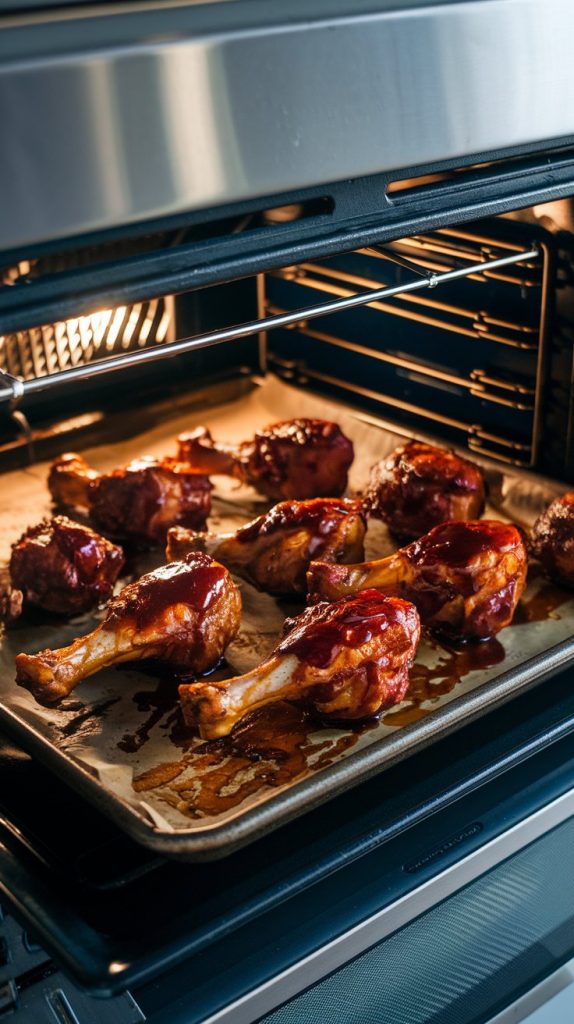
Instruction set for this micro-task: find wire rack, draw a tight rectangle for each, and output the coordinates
[0,242,539,412]
[264,229,547,467]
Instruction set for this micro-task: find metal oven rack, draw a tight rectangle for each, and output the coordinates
[0,242,540,431]
[265,227,549,467]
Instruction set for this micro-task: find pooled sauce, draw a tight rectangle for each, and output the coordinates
[132,702,360,819]
[235,498,361,544]
[515,568,570,623]
[278,591,412,669]
[118,675,181,753]
[383,637,506,728]
[59,696,122,738]
[104,553,226,629]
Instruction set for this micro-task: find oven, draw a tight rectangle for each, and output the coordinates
[2,1,574,1022]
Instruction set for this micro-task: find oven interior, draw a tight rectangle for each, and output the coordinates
[2,193,574,1011]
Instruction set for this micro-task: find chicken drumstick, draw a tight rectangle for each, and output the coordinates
[10,515,124,615]
[176,418,354,500]
[529,493,574,588]
[49,452,212,543]
[15,552,241,705]
[307,520,527,641]
[367,441,485,540]
[166,498,366,595]
[179,591,420,739]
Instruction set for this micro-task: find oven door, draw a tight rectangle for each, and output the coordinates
[1,667,574,1023]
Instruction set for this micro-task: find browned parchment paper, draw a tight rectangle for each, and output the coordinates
[0,375,571,838]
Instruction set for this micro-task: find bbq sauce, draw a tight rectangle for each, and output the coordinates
[235,498,362,544]
[277,591,414,669]
[132,702,360,818]
[407,520,520,569]
[383,636,506,727]
[117,675,181,754]
[103,553,227,630]
[515,566,570,623]
[246,419,354,495]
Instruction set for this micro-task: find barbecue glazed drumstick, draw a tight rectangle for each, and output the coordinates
[9,515,124,615]
[15,553,241,706]
[307,520,527,641]
[49,452,212,543]
[367,441,486,540]
[166,498,366,595]
[176,419,354,500]
[530,493,574,587]
[179,591,420,739]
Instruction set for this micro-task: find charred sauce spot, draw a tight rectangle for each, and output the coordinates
[59,696,122,737]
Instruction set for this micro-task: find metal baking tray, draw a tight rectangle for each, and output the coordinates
[1,374,573,860]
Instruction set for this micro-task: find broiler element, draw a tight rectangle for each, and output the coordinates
[179,591,420,739]
[367,441,486,540]
[166,498,366,595]
[15,552,241,706]
[9,515,124,615]
[176,418,354,500]
[49,452,212,543]
[307,520,527,640]
[530,493,574,587]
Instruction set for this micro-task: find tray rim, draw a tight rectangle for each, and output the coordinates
[1,635,573,860]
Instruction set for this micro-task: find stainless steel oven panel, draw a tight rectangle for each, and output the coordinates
[213,792,574,1024]
[2,0,574,249]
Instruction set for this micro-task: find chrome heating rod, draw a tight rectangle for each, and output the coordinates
[0,245,540,405]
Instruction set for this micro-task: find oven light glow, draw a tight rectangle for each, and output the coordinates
[0,298,170,381]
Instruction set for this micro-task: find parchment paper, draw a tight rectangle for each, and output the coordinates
[0,375,572,842]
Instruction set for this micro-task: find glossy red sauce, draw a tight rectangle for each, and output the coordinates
[91,458,212,540]
[235,498,362,544]
[104,552,226,629]
[132,701,362,817]
[255,419,349,448]
[398,442,483,491]
[9,515,124,612]
[278,590,413,668]
[407,520,521,569]
[244,419,354,491]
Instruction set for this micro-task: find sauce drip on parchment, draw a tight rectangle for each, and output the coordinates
[131,701,360,819]
[383,637,506,727]
[515,566,570,623]
[112,561,574,817]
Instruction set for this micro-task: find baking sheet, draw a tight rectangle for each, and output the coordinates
[1,374,573,859]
